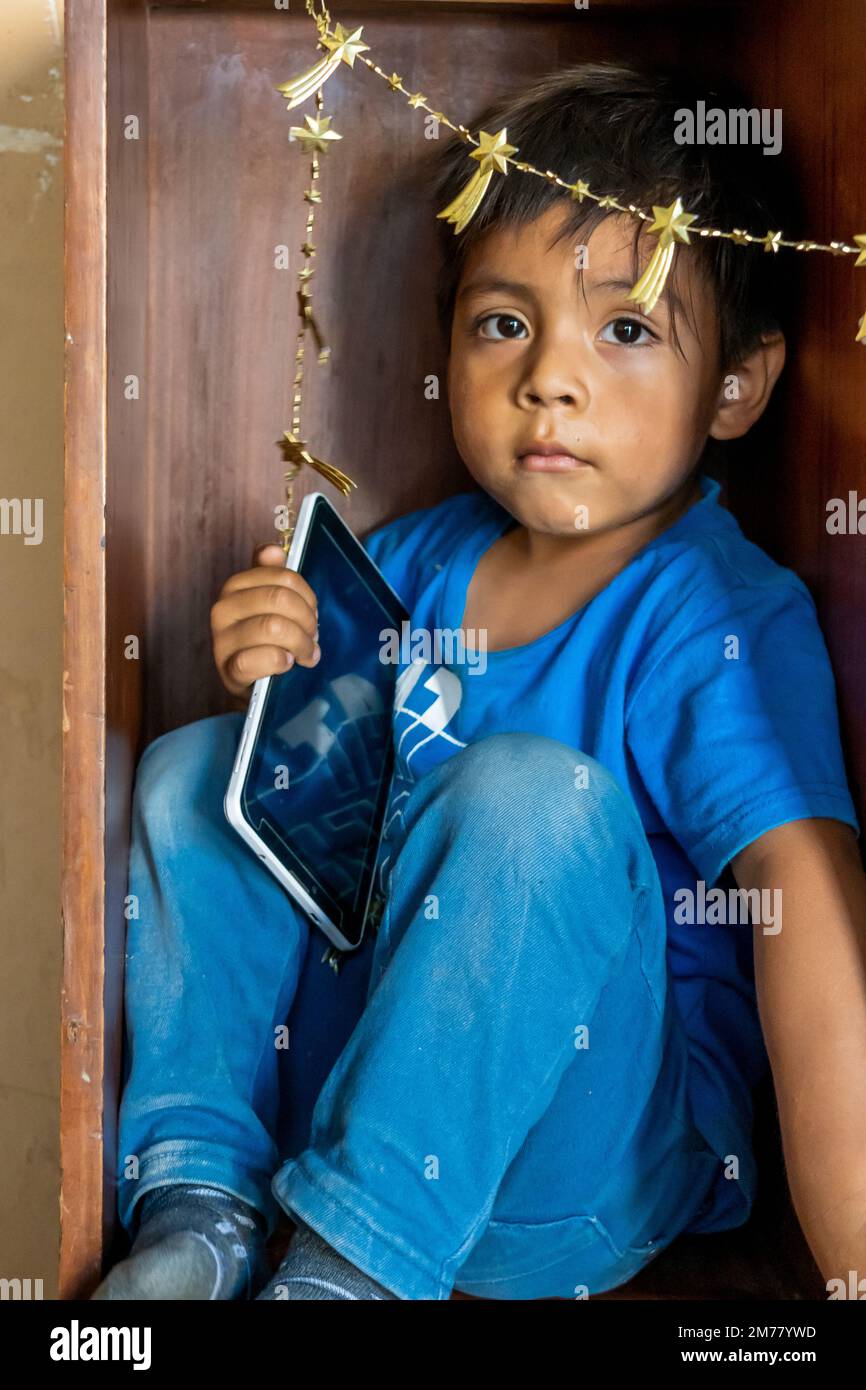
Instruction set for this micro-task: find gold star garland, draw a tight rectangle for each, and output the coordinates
[275,63,358,553]
[275,0,866,515]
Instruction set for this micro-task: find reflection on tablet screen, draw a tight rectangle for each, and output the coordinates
[241,507,402,942]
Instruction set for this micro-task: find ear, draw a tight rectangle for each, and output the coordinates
[708,331,786,442]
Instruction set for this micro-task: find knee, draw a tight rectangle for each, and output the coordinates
[134,712,244,838]
[431,731,630,836]
[400,732,651,895]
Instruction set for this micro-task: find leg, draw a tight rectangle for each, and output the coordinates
[452,896,717,1299]
[271,732,719,1299]
[118,712,322,1239]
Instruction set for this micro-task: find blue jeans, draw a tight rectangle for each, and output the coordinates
[116,712,720,1300]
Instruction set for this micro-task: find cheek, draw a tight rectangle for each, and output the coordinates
[449,352,497,428]
[464,352,513,425]
[615,371,693,441]
[447,370,475,451]
[449,380,506,474]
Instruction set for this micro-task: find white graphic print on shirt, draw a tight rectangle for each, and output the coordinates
[375,658,466,895]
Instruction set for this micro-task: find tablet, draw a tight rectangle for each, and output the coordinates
[224,492,409,953]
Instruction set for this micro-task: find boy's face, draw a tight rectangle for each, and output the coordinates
[447,205,728,539]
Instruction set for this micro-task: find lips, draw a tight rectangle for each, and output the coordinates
[517,442,592,472]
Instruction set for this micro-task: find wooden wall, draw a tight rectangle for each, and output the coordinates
[729,0,866,826]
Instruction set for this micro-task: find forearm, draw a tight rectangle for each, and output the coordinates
[772,1016,866,1283]
[742,820,866,1284]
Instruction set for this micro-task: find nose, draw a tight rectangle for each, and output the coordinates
[515,335,588,412]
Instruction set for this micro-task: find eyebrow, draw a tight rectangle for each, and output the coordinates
[457,272,684,320]
[588,276,685,320]
[456,276,536,303]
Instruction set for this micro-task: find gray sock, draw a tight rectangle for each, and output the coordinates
[256,1219,399,1300]
[91,1183,270,1301]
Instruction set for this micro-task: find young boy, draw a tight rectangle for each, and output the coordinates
[93,61,866,1301]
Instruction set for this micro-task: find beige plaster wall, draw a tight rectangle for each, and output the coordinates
[0,0,64,1298]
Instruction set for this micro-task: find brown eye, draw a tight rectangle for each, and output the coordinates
[477,313,528,341]
[601,317,657,346]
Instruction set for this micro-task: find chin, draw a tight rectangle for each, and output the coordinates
[506,472,598,530]
[505,494,588,537]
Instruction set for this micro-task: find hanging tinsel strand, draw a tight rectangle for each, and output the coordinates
[277,66,356,556]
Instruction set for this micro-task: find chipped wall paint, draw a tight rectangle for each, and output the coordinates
[0,123,62,152]
[0,123,62,220]
[45,0,61,48]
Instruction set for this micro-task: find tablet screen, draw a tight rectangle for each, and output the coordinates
[239,497,407,948]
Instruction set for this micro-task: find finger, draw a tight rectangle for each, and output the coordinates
[218,565,319,615]
[212,584,319,649]
[252,541,289,568]
[224,643,299,691]
[217,612,320,671]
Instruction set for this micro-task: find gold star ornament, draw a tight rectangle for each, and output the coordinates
[282,431,357,496]
[276,22,370,111]
[627,196,698,314]
[437,128,518,235]
[288,114,342,156]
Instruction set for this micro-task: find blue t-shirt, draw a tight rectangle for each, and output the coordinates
[361,472,861,1235]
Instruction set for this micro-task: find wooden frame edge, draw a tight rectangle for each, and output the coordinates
[61,0,110,1300]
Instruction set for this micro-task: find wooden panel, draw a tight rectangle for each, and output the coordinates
[61,0,150,1299]
[63,0,110,1302]
[103,0,152,1293]
[727,0,866,837]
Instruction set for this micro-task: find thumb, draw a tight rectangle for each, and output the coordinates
[253,541,287,567]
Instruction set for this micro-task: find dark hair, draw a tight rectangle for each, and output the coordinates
[430,61,804,375]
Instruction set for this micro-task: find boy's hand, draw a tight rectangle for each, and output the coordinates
[211,541,321,701]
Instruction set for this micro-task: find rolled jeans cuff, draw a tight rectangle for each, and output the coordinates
[273,1151,456,1301]
[118,1138,282,1240]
